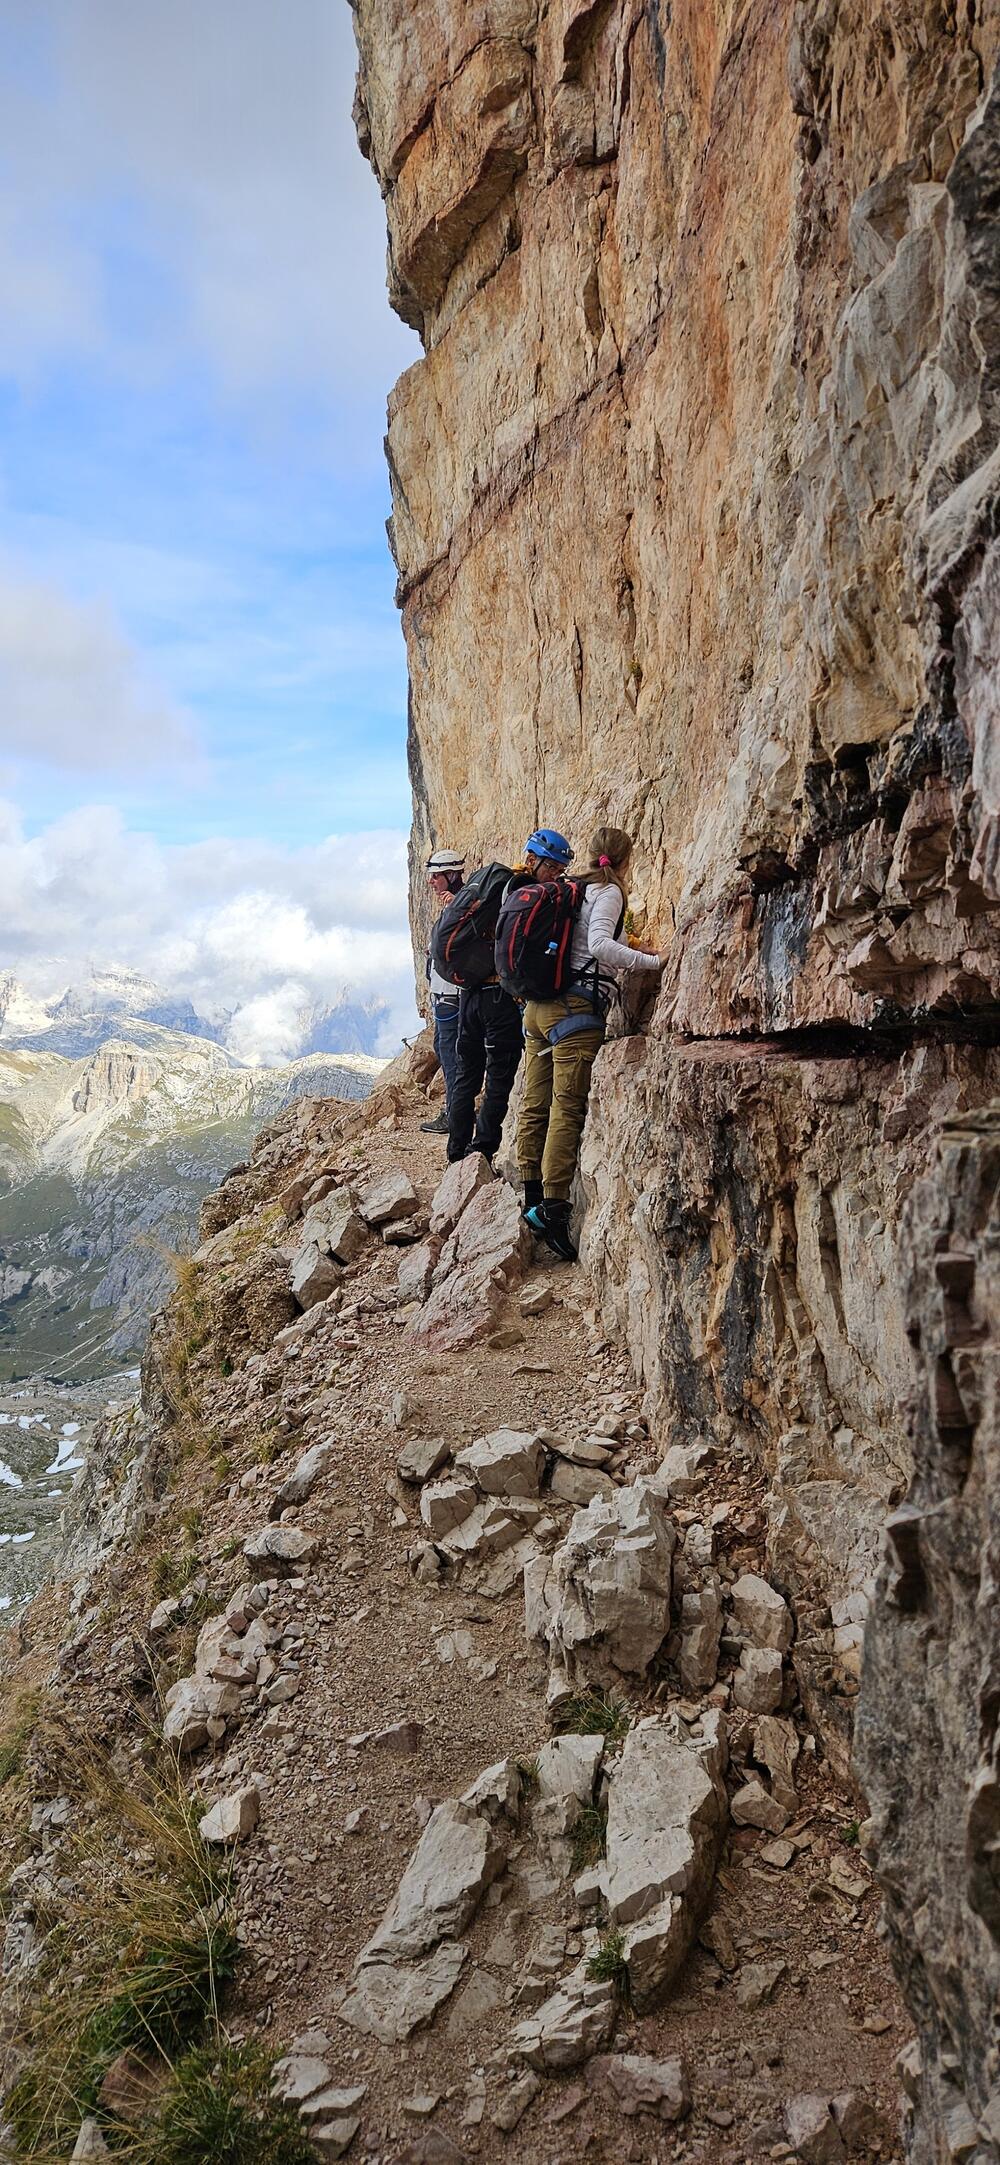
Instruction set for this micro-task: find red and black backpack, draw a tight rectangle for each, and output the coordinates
[493,877,590,1002]
[429,862,513,986]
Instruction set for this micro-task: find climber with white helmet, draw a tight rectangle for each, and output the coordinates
[421,847,466,1136]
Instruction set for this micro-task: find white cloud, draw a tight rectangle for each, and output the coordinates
[0,801,419,1061]
[0,0,416,405]
[0,560,197,770]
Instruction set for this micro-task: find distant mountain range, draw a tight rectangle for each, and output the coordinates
[0,976,385,1383]
[0,966,389,1062]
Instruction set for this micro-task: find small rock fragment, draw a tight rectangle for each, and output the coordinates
[243,1524,315,1577]
[198,1782,260,1846]
[733,1645,784,1714]
[590,2053,691,2121]
[491,2070,543,2131]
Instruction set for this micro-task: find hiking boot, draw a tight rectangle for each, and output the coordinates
[523,1200,578,1263]
[420,1112,450,1135]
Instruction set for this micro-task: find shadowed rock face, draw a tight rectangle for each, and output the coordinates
[856,1107,1000,2160]
[351,0,1000,2146]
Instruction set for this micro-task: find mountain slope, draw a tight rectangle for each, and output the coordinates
[0,1030,383,1381]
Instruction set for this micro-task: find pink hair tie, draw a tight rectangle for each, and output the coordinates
[598,854,611,867]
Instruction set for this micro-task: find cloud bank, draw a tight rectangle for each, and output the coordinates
[0,801,419,1064]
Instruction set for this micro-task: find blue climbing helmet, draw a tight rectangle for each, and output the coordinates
[524,827,573,866]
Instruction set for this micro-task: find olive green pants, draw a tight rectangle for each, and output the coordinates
[516,994,604,1201]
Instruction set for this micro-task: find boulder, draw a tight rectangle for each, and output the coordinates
[198,1782,260,1845]
[604,1714,727,2009]
[366,1800,507,1963]
[428,1152,494,1239]
[550,1460,616,1506]
[678,1583,723,1694]
[548,1434,616,1468]
[420,1478,478,1536]
[302,1188,368,1263]
[270,1440,332,1513]
[398,1240,441,1304]
[397,1435,451,1485]
[783,2095,848,2165]
[519,1281,554,1315]
[454,1428,544,1498]
[590,2054,691,2121]
[730,1781,789,1834]
[753,1714,800,1808]
[243,1524,316,1577]
[508,1960,617,2071]
[652,1441,716,1497]
[461,1756,522,1822]
[731,1571,794,1653]
[534,1733,604,1868]
[162,1676,240,1753]
[439,1498,541,1562]
[290,1241,339,1310]
[733,1645,784,1713]
[359,1167,418,1225]
[525,1477,675,1681]
[339,1942,467,2044]
[411,1181,530,1351]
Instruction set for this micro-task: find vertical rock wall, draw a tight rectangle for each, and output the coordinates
[351,0,1000,2148]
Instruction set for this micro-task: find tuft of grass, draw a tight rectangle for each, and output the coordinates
[569,1800,607,1876]
[841,1820,861,1846]
[515,1757,540,1792]
[586,1925,632,2003]
[0,1688,40,1788]
[132,2041,317,2165]
[5,1747,240,2159]
[178,1508,202,1542]
[150,1550,201,1603]
[252,1430,284,1466]
[558,1688,631,1743]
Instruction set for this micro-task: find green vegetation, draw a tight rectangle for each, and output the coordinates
[150,1549,201,1602]
[558,1688,631,1742]
[131,2043,316,2165]
[569,1799,608,1875]
[0,1689,40,1788]
[586,1924,632,2002]
[841,1819,861,1846]
[6,1752,240,2159]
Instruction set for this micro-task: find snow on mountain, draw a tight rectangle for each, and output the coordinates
[0,970,391,1064]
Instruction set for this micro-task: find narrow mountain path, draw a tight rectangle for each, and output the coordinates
[0,1062,906,2164]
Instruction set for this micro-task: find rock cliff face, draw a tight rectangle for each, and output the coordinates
[352,0,1000,2150]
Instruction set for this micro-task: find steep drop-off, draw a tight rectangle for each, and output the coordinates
[351,0,1000,2151]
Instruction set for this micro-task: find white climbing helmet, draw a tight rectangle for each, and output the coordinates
[426,848,466,873]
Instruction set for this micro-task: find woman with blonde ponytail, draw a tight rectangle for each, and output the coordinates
[517,822,668,1261]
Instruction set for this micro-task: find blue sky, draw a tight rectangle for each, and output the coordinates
[0,0,421,1053]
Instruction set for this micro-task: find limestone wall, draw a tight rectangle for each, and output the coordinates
[352,0,1000,2146]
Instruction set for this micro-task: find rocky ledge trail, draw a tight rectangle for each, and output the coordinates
[0,1049,905,2163]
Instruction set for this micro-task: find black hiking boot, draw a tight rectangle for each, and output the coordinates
[420,1111,450,1135]
[521,1179,544,1221]
[523,1199,578,1263]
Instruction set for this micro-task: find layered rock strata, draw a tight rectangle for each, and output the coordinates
[352,0,1000,2150]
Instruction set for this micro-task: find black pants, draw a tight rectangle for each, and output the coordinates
[447,983,524,1162]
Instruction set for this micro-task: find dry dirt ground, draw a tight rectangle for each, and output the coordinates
[0,1069,906,2164]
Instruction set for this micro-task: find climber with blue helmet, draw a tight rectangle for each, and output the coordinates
[523,827,574,870]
